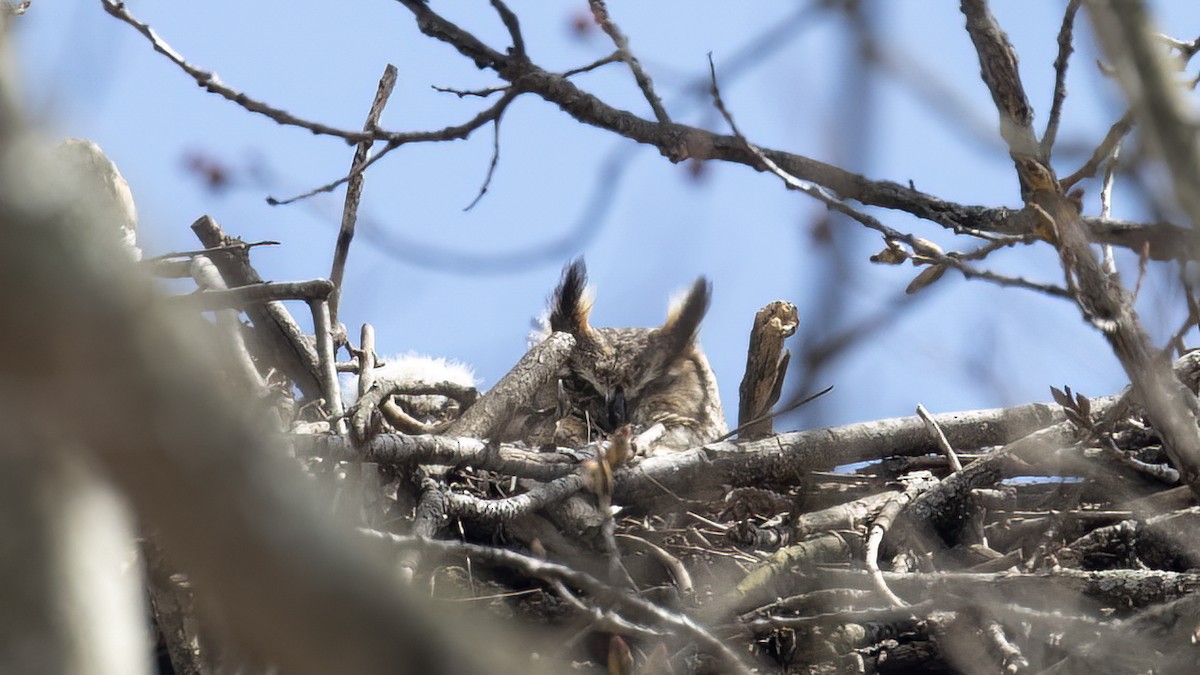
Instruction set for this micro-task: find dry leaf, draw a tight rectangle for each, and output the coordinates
[905,264,947,294]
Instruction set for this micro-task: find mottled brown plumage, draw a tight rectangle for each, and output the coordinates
[518,259,727,453]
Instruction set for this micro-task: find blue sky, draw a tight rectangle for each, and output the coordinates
[14,1,1200,429]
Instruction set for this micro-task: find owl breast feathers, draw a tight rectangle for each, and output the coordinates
[511,259,727,453]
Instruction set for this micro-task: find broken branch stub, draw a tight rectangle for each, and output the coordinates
[737,301,798,439]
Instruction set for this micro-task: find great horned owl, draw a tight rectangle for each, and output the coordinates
[520,259,727,453]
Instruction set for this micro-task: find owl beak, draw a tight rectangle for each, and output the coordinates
[606,387,628,430]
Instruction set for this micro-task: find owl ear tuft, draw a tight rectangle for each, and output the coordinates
[658,277,711,355]
[549,258,594,338]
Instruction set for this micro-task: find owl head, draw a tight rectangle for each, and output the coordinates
[547,258,712,434]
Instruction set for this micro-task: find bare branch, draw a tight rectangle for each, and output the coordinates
[189,256,270,394]
[1089,0,1200,229]
[173,279,333,312]
[145,240,280,263]
[445,474,587,524]
[587,0,670,123]
[1100,144,1121,274]
[295,433,581,482]
[360,531,752,674]
[1042,0,1082,158]
[708,56,1070,299]
[1060,109,1134,189]
[267,91,517,207]
[488,0,525,58]
[963,0,1200,495]
[960,0,1039,166]
[310,298,344,427]
[917,404,963,473]
[103,0,514,149]
[444,332,575,439]
[190,216,323,399]
[866,472,938,608]
[329,64,398,329]
[384,0,1198,258]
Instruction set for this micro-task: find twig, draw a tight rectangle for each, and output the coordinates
[587,0,670,123]
[1084,215,1200,261]
[616,533,694,595]
[397,477,449,583]
[463,116,503,211]
[101,0,375,142]
[432,83,510,99]
[985,618,1031,673]
[144,240,280,262]
[1099,144,1120,275]
[360,531,751,674]
[489,0,525,58]
[267,92,517,207]
[1041,0,1082,159]
[353,324,433,436]
[330,65,398,328]
[1060,109,1134,190]
[713,385,833,443]
[350,376,478,444]
[445,474,588,524]
[866,472,937,608]
[951,235,1028,262]
[431,53,619,100]
[1157,32,1200,58]
[1102,436,1180,484]
[916,404,963,473]
[267,143,399,207]
[1168,263,1200,353]
[357,324,378,399]
[706,55,1070,299]
[561,52,623,78]
[566,0,811,201]
[143,539,212,674]
[388,0,1190,258]
[310,299,345,429]
[103,0,514,150]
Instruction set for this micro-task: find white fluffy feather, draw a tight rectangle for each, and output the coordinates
[342,353,477,407]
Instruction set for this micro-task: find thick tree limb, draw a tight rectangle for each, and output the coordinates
[444,331,574,439]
